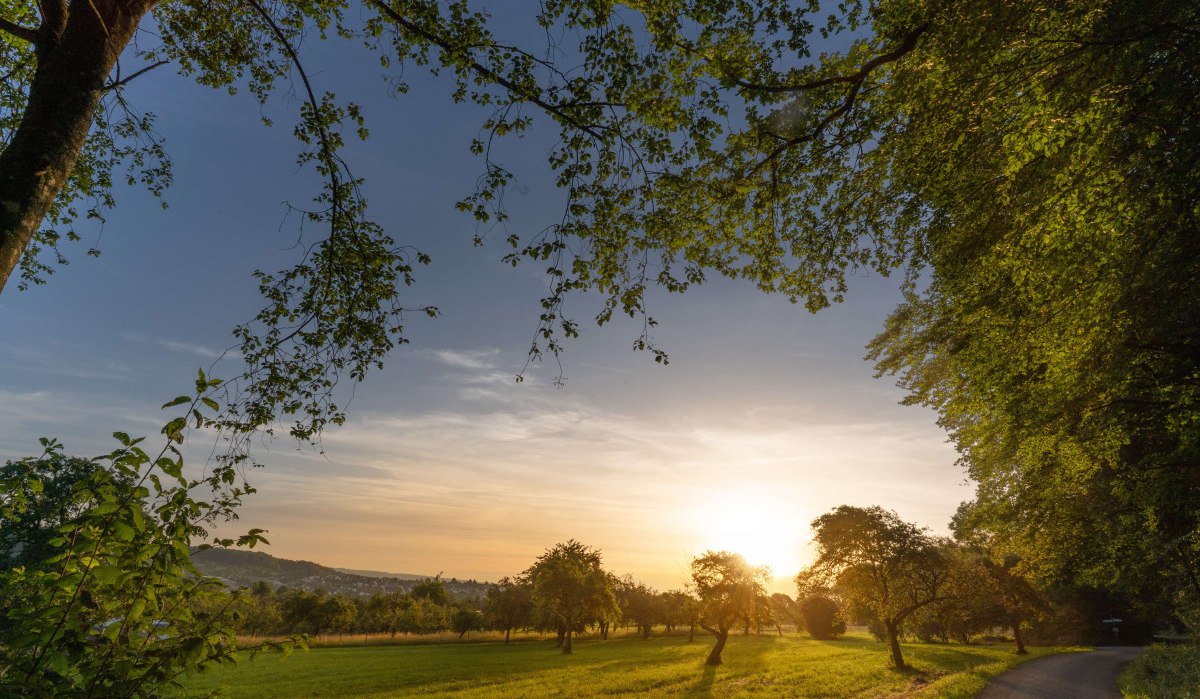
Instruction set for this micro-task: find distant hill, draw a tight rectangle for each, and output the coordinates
[333,567,426,581]
[190,548,492,599]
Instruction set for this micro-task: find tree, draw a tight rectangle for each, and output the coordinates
[525,540,617,654]
[862,0,1200,622]
[400,596,451,635]
[410,577,451,607]
[450,602,482,640]
[660,589,698,640]
[766,593,799,636]
[616,576,662,639]
[483,576,532,643]
[690,551,767,665]
[797,506,947,669]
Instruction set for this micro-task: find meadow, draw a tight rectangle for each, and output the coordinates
[184,631,1066,698]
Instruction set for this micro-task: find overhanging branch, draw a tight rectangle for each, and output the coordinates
[0,16,40,44]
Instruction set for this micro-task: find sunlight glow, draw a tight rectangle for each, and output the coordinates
[693,489,808,580]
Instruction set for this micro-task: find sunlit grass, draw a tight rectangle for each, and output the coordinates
[186,631,1064,697]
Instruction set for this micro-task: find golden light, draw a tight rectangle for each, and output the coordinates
[692,489,808,580]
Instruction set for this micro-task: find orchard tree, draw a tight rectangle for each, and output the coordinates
[616,576,661,639]
[690,551,767,665]
[483,576,532,643]
[797,506,947,669]
[525,540,617,654]
[410,576,451,607]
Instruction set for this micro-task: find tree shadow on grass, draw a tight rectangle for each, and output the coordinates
[683,664,720,697]
[682,634,778,697]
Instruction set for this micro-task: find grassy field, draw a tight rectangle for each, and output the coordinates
[184,631,1067,698]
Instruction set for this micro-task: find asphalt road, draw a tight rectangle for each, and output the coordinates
[977,647,1144,699]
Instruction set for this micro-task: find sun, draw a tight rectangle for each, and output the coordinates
[695,492,807,578]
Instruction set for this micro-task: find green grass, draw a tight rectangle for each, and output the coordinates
[184,632,1064,698]
[1119,644,1200,699]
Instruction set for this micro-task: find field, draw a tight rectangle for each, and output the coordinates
[184,631,1066,698]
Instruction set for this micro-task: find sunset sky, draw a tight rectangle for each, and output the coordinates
[0,18,969,593]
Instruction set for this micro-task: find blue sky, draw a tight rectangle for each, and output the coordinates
[0,10,968,591]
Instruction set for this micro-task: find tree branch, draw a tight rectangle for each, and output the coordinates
[0,16,39,45]
[363,0,608,143]
[103,60,170,91]
[732,24,929,95]
[37,0,68,40]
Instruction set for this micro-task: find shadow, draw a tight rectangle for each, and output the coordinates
[684,663,719,697]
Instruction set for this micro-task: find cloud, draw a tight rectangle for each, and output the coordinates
[158,339,241,360]
[426,348,499,371]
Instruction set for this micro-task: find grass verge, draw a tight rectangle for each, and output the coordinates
[1119,643,1200,699]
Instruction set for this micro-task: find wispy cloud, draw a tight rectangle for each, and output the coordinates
[426,348,499,371]
[158,339,241,360]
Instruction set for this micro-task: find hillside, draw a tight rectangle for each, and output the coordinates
[190,548,491,599]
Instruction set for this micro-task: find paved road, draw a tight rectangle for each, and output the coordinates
[977,647,1144,699]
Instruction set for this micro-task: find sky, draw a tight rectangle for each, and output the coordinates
[0,8,970,593]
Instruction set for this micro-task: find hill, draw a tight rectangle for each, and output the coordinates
[190,548,491,599]
[332,567,426,581]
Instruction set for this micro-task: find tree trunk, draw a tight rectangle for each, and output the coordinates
[885,619,906,669]
[1012,622,1027,655]
[0,0,156,293]
[705,628,729,665]
[688,621,695,643]
[642,623,650,639]
[504,627,510,643]
[562,626,573,654]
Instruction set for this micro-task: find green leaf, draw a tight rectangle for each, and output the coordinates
[161,396,190,409]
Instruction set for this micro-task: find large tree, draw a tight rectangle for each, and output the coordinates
[797,505,947,669]
[864,0,1200,619]
[689,550,767,665]
[524,540,617,654]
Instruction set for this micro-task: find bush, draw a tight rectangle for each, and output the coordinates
[799,595,846,640]
[1119,644,1200,699]
[0,380,279,697]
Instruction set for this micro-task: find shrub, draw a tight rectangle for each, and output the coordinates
[799,595,846,640]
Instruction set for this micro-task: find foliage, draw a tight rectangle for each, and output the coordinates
[0,453,132,571]
[689,550,768,665]
[615,576,661,639]
[0,378,270,697]
[449,603,483,639]
[865,0,1200,620]
[524,540,618,654]
[483,576,533,643]
[797,505,947,669]
[1119,644,1200,699]
[409,577,451,607]
[798,594,845,641]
